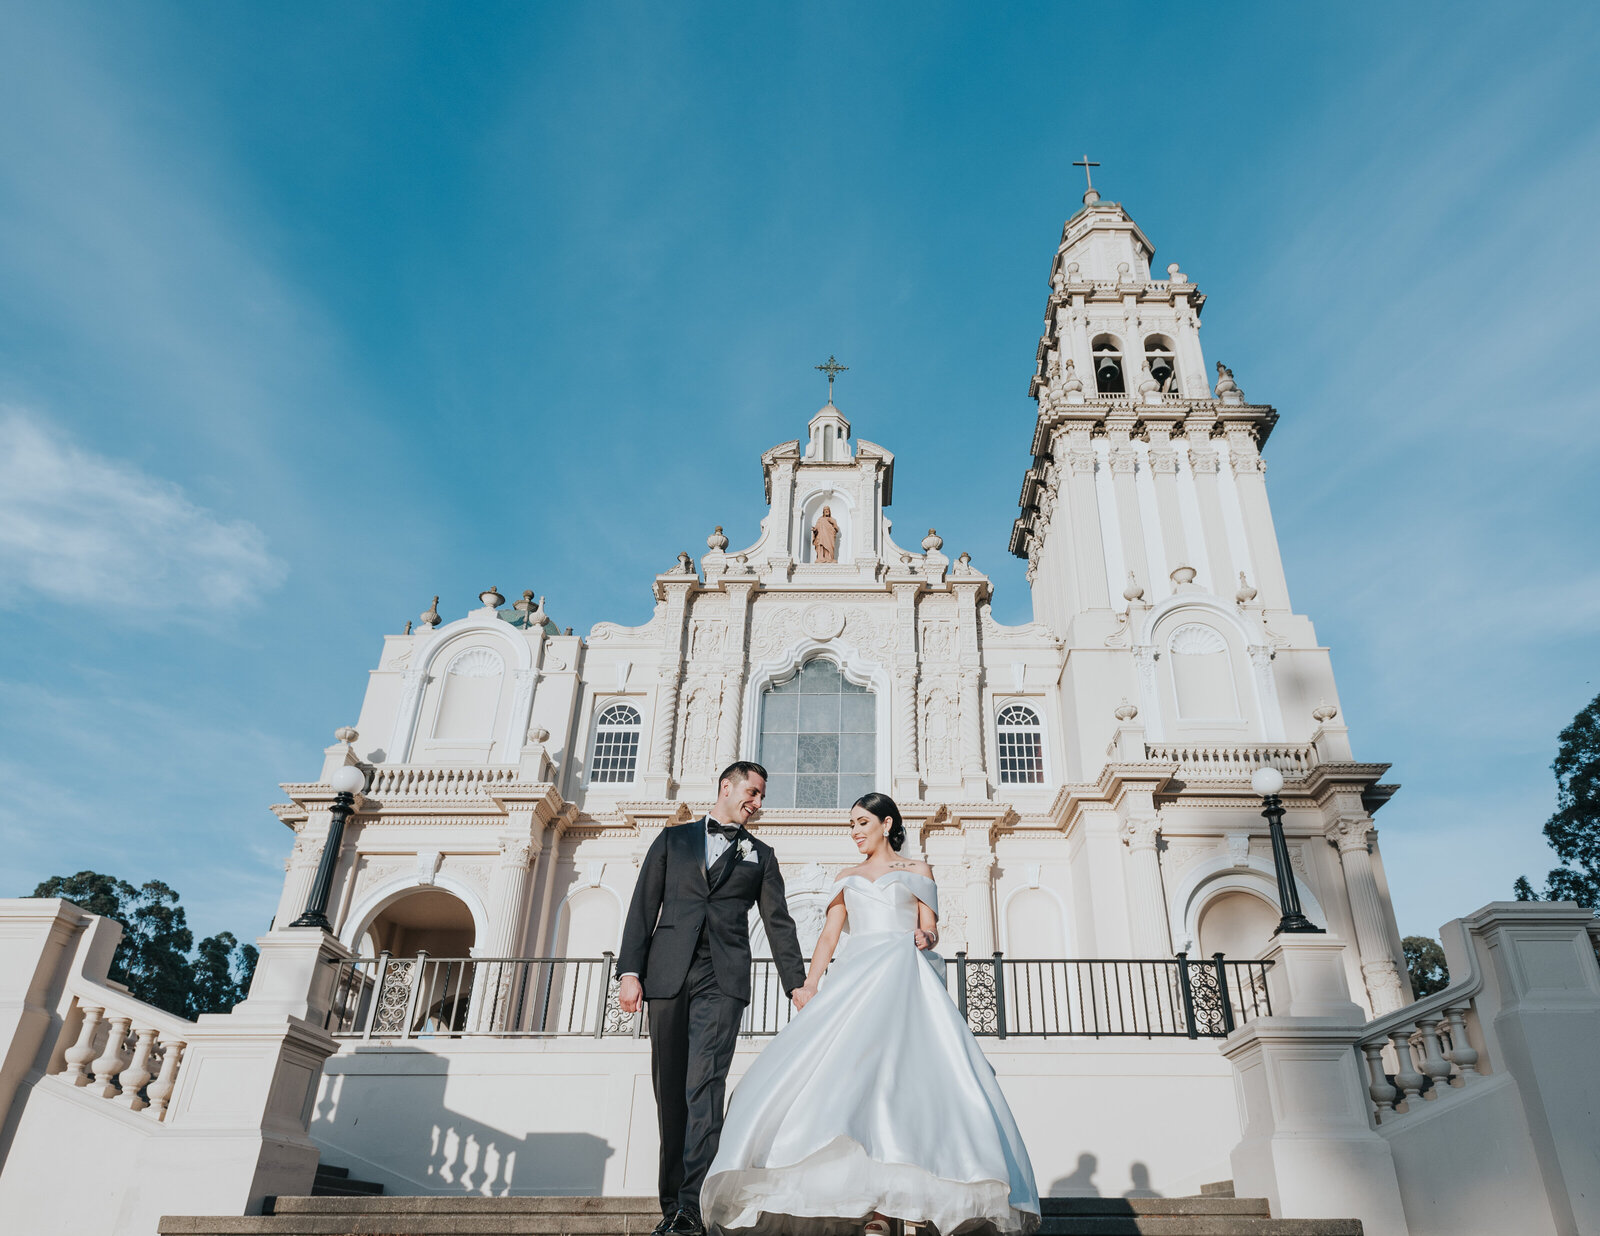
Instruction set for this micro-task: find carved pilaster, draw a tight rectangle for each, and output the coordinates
[1120,814,1171,956]
[1327,814,1406,1014]
[389,669,428,763]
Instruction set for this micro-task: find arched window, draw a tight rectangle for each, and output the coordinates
[1092,337,1125,394]
[758,658,876,809]
[995,704,1045,784]
[589,702,642,783]
[1144,335,1177,392]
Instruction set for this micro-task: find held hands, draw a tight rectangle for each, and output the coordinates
[791,982,818,1011]
[618,974,644,1013]
[913,928,939,951]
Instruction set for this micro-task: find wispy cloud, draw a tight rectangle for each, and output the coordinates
[0,408,286,621]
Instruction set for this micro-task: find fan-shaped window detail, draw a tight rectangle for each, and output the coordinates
[996,704,1046,784]
[432,647,505,741]
[590,702,643,784]
[1168,623,1240,720]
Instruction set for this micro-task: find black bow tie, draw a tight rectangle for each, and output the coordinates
[706,820,742,840]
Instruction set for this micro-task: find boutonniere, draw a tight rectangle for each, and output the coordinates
[736,838,754,862]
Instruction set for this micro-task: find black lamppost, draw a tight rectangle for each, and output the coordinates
[1250,765,1323,935]
[291,763,367,931]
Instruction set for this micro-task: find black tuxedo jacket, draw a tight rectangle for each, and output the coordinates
[616,819,808,1003]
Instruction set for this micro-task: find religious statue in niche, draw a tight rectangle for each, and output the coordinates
[811,506,840,563]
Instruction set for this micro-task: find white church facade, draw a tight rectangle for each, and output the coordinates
[6,183,1595,1236]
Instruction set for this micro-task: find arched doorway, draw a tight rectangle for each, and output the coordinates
[1196,889,1280,960]
[358,888,478,1034]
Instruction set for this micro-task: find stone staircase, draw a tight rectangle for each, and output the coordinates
[159,1195,1362,1235]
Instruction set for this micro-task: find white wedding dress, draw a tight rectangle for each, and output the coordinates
[701,872,1040,1236]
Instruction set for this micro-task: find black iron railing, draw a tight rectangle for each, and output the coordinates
[326,951,1272,1041]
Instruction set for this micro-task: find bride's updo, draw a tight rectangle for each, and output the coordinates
[852,792,905,852]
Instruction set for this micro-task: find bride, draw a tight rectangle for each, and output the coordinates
[700,793,1040,1236]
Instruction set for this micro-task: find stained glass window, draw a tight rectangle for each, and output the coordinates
[758,658,876,809]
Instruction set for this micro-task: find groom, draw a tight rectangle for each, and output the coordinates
[617,761,809,1236]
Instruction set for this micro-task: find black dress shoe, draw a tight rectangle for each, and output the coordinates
[669,1209,706,1236]
[651,1213,677,1236]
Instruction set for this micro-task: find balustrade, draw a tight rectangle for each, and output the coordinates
[1144,742,1318,781]
[364,764,524,798]
[1353,918,1489,1125]
[51,992,193,1122]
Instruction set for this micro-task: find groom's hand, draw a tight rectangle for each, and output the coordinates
[791,983,816,1011]
[618,975,643,1013]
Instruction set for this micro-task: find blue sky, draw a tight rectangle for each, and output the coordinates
[1,2,1596,945]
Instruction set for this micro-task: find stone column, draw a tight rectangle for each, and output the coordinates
[1062,428,1112,610]
[1326,814,1406,1015]
[1145,425,1191,577]
[470,829,540,1030]
[714,581,755,769]
[892,581,922,798]
[954,582,986,793]
[1108,433,1151,600]
[1184,422,1237,598]
[962,851,997,956]
[275,826,326,928]
[1226,428,1291,611]
[1119,813,1172,956]
[503,667,539,763]
[644,581,693,796]
[389,669,427,763]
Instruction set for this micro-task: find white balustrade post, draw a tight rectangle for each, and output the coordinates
[1415,1013,1454,1095]
[144,1036,184,1120]
[1222,934,1408,1236]
[1388,1030,1425,1107]
[62,1004,104,1086]
[89,1014,132,1099]
[1443,1003,1480,1079]
[1461,902,1600,1236]
[114,1025,159,1110]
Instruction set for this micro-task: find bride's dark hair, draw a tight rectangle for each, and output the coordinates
[852,792,905,852]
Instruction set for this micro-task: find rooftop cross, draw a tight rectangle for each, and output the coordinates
[815,354,849,402]
[1072,154,1100,192]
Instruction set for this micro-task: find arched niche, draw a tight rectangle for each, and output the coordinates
[797,488,854,564]
[1196,889,1281,960]
[1001,885,1068,955]
[550,883,623,958]
[1167,857,1327,958]
[1139,598,1278,740]
[342,881,482,959]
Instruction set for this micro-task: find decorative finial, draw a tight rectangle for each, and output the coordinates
[403,620,412,635]
[1235,572,1258,605]
[814,354,848,402]
[1122,572,1145,603]
[1215,361,1243,403]
[480,585,504,610]
[1169,565,1197,587]
[421,595,441,628]
[1114,700,1139,722]
[334,726,359,744]
[1073,154,1101,204]
[1312,700,1339,723]
[707,525,729,551]
[921,528,943,552]
[676,551,694,574]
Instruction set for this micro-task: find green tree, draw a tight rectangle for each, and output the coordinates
[30,871,257,1017]
[1402,935,1449,997]
[187,930,259,1017]
[1516,692,1600,910]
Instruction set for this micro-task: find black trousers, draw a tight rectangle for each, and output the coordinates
[647,929,746,1217]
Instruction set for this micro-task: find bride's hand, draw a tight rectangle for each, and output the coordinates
[913,928,938,951]
[792,982,817,1011]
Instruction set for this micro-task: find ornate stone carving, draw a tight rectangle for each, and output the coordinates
[1067,447,1097,475]
[749,606,802,662]
[1169,623,1227,654]
[841,607,893,656]
[689,620,725,660]
[800,602,845,642]
[1326,816,1373,854]
[1109,446,1138,475]
[922,687,957,776]
[498,838,536,869]
[679,682,720,780]
[1148,447,1179,475]
[920,620,956,662]
[1187,446,1220,474]
[1120,816,1160,853]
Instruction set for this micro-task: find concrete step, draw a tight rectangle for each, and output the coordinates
[159,1195,1361,1236]
[1199,1183,1236,1199]
[311,1163,385,1197]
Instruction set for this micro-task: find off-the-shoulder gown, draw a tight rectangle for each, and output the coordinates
[700,871,1040,1236]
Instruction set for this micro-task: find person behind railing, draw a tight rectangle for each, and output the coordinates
[701,792,1041,1236]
